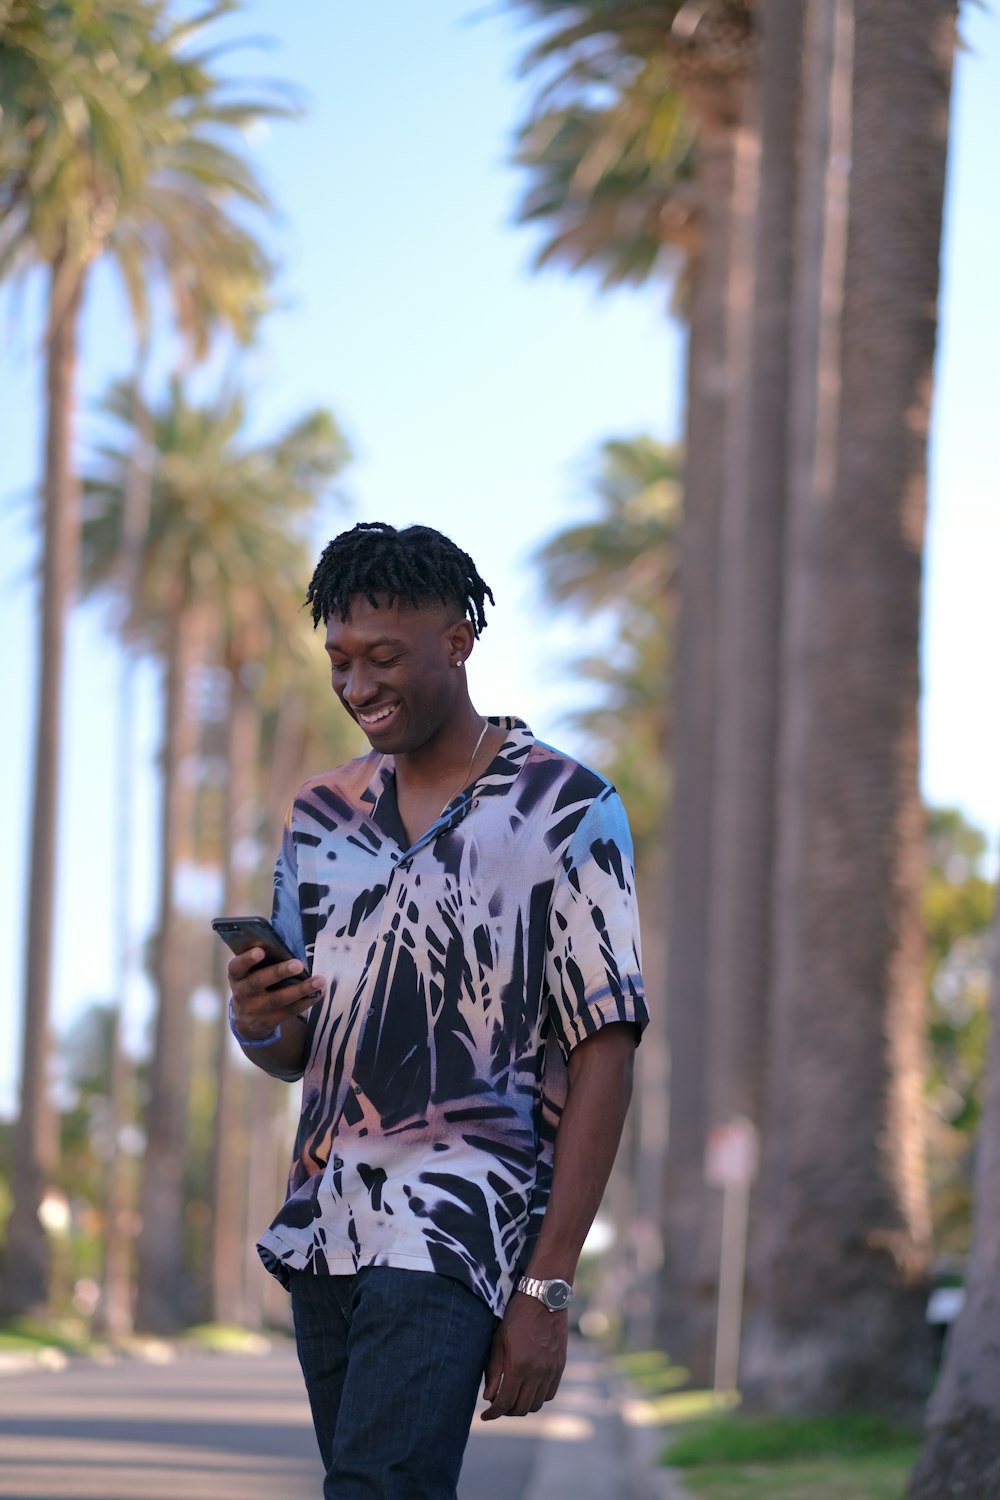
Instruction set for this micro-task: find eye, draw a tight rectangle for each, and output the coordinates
[371,655,401,669]
[329,659,349,675]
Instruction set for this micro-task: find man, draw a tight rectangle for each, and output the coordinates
[228,521,647,1499]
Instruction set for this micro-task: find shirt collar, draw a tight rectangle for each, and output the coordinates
[361,717,535,856]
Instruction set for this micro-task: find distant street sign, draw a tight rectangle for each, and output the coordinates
[705,1116,759,1188]
[705,1116,759,1394]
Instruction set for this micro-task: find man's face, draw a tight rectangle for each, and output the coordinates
[325,594,473,756]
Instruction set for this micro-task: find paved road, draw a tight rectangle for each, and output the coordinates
[0,1336,646,1500]
[0,1343,546,1500]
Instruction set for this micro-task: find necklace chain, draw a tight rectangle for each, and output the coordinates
[439,717,489,818]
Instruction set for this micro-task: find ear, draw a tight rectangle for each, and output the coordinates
[445,618,476,669]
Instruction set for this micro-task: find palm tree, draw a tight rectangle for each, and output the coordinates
[691,0,806,1363]
[216,623,366,1328]
[81,378,349,1331]
[659,70,758,1381]
[704,0,803,1147]
[743,0,959,1415]
[535,434,679,843]
[511,0,756,1378]
[515,60,699,291]
[94,390,153,1336]
[0,0,280,1314]
[535,433,680,1340]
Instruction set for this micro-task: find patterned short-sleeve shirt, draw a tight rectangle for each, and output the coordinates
[258,717,647,1315]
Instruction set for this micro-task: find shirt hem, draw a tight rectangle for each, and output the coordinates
[564,991,647,1055]
[257,1230,512,1318]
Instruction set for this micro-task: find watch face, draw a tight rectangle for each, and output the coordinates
[543,1280,571,1311]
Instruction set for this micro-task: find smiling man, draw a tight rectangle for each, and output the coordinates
[227,521,647,1500]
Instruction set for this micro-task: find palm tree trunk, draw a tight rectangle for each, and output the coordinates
[135,598,202,1333]
[623,836,670,1345]
[706,0,804,1148]
[208,663,259,1326]
[744,0,957,1416]
[96,1002,134,1337]
[908,878,1000,1495]
[265,687,306,831]
[243,1067,291,1329]
[744,0,852,1390]
[3,256,84,1317]
[238,686,311,1332]
[701,1,806,1374]
[96,398,151,1339]
[656,111,742,1384]
[697,79,760,1323]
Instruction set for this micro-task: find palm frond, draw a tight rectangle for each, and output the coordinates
[0,0,281,354]
[80,373,351,664]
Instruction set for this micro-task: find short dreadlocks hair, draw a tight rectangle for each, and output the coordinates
[306,521,495,636]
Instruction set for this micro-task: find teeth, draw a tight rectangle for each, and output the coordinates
[359,705,395,725]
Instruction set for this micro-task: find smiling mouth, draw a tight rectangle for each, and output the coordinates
[356,703,399,730]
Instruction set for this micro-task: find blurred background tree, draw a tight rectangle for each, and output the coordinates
[517,0,963,1418]
[78,377,351,1331]
[533,433,678,855]
[0,0,282,1317]
[512,0,757,1373]
[923,809,995,1254]
[534,431,679,1344]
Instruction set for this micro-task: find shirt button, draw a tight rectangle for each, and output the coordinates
[353,1082,362,1094]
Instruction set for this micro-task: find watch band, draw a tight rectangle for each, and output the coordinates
[516,1275,573,1311]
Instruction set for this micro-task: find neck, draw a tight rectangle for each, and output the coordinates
[393,704,490,794]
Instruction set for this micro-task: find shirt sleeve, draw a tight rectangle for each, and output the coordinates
[544,786,648,1058]
[270,806,308,965]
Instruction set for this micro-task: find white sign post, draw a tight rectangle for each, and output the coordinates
[705,1116,759,1394]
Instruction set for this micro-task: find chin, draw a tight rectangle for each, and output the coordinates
[365,723,417,755]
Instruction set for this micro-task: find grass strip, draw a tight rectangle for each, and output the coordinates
[663,1412,919,1500]
[680,1453,918,1500]
[667,1413,919,1466]
[0,1317,93,1355]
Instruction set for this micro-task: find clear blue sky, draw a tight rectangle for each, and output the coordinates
[1,2,997,1117]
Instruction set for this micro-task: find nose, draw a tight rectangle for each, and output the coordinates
[342,662,377,707]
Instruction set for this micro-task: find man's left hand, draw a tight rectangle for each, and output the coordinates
[480,1292,567,1420]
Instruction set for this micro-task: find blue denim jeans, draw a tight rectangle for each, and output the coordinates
[290,1266,497,1500]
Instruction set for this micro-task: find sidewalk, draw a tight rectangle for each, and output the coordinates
[518,1335,694,1500]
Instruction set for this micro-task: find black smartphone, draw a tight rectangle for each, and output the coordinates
[212,915,304,991]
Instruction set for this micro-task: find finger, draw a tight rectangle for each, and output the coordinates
[228,948,265,982]
[482,1336,504,1404]
[481,1375,517,1422]
[480,1394,514,1422]
[230,957,303,998]
[231,959,308,1005]
[278,978,328,1018]
[234,973,323,1038]
[264,958,306,987]
[511,1381,546,1418]
[481,1373,526,1422]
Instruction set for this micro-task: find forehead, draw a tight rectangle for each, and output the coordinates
[324,593,454,650]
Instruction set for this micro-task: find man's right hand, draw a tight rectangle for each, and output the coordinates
[228,948,326,1071]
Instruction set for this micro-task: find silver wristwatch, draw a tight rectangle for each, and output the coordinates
[516,1275,573,1312]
